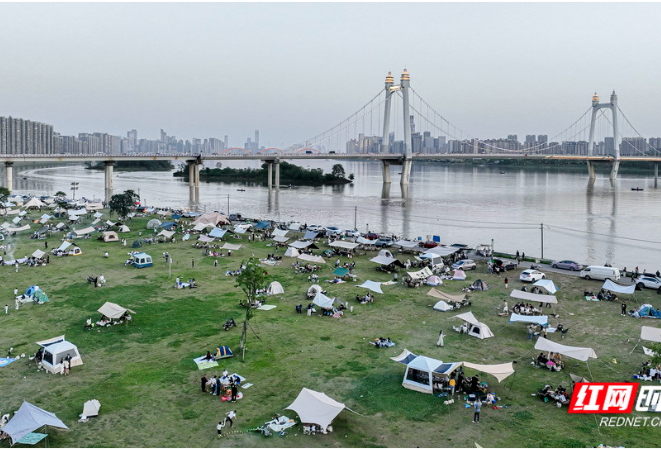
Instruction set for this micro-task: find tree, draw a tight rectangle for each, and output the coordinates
[650,343,661,367]
[54,191,67,198]
[348,173,355,181]
[235,258,269,361]
[109,189,139,218]
[331,164,346,179]
[0,188,9,216]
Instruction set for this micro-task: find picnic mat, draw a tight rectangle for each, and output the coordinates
[382,281,398,285]
[193,356,219,370]
[584,296,599,302]
[230,373,247,383]
[242,382,253,389]
[0,357,17,368]
[17,433,48,445]
[257,304,277,311]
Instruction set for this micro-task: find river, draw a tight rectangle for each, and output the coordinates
[6,159,661,270]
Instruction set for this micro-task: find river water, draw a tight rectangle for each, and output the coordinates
[7,160,661,270]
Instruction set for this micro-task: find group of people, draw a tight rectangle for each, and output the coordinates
[356,293,374,304]
[512,302,542,315]
[293,263,322,273]
[202,369,241,401]
[637,360,661,380]
[536,352,564,371]
[539,384,569,404]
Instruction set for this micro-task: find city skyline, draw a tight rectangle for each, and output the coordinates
[2,3,661,147]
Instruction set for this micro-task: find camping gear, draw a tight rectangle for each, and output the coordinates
[67,246,82,256]
[267,281,284,295]
[533,279,558,294]
[312,292,335,309]
[390,349,462,394]
[285,388,345,431]
[146,219,162,229]
[510,290,558,304]
[132,252,153,268]
[97,302,134,320]
[452,269,467,280]
[509,313,549,326]
[215,346,234,359]
[35,335,83,374]
[356,280,383,294]
[470,279,490,291]
[426,275,443,286]
[101,231,119,242]
[534,337,597,361]
[1,401,69,446]
[452,312,494,339]
[131,240,142,248]
[223,318,237,331]
[284,247,300,258]
[307,284,324,298]
[433,300,454,312]
[630,304,661,319]
[79,400,101,422]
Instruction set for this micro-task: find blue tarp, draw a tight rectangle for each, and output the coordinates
[255,221,271,229]
[160,221,176,230]
[17,433,48,445]
[209,227,227,238]
[303,231,318,240]
[0,357,18,367]
[171,214,182,219]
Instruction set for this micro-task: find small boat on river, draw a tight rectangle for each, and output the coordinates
[631,187,644,191]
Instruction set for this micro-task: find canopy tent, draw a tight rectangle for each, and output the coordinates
[334,267,349,277]
[35,335,83,374]
[535,337,597,361]
[286,388,345,431]
[329,241,360,250]
[93,212,103,218]
[452,269,467,280]
[118,225,130,233]
[267,281,284,296]
[298,254,325,264]
[356,237,377,245]
[602,279,636,294]
[426,288,466,303]
[181,233,190,241]
[533,279,558,294]
[97,302,135,320]
[2,401,69,446]
[198,235,215,243]
[370,255,398,266]
[101,231,119,242]
[452,312,494,339]
[56,241,72,252]
[641,326,661,343]
[510,290,558,304]
[470,279,490,291]
[85,202,103,211]
[221,243,242,251]
[193,212,230,226]
[272,228,288,237]
[131,240,142,248]
[307,284,323,297]
[423,246,461,257]
[390,349,462,394]
[73,226,95,236]
[288,222,302,231]
[631,304,661,319]
[462,362,516,383]
[192,223,209,232]
[23,197,46,208]
[509,313,549,326]
[91,218,100,225]
[407,267,433,280]
[284,247,300,258]
[273,235,290,243]
[569,373,590,384]
[312,292,335,309]
[80,400,101,420]
[32,249,46,259]
[254,220,271,229]
[426,276,443,286]
[6,224,31,232]
[68,215,79,222]
[355,280,383,294]
[233,224,250,234]
[208,227,227,238]
[158,230,175,238]
[433,300,454,312]
[290,240,318,249]
[303,231,318,240]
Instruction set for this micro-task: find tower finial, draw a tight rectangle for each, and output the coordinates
[401,69,410,81]
[385,71,394,83]
[592,92,599,102]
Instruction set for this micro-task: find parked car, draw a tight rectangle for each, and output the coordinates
[493,259,518,271]
[325,226,342,236]
[452,259,477,271]
[418,241,439,249]
[307,225,325,232]
[345,230,361,237]
[519,269,546,282]
[375,237,394,247]
[551,260,583,271]
[364,233,380,240]
[635,276,661,290]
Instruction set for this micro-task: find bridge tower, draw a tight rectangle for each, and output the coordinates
[380,69,413,185]
[587,91,620,180]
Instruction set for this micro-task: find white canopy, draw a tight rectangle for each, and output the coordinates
[424,246,461,257]
[233,224,249,234]
[285,388,345,431]
[453,311,480,326]
[427,288,466,303]
[641,326,661,343]
[97,302,134,320]
[118,225,130,233]
[535,337,597,361]
[272,228,288,237]
[462,362,516,383]
[329,241,359,250]
[510,290,558,304]
[105,220,116,227]
[74,226,95,236]
[312,292,335,309]
[209,227,226,238]
[283,247,300,258]
[6,224,31,232]
[192,222,210,232]
[68,208,87,216]
[290,240,315,249]
[2,401,69,446]
[23,197,46,208]
[288,222,302,231]
[407,266,433,280]
[57,241,72,252]
[273,235,289,243]
[93,212,104,218]
[298,254,325,264]
[193,212,230,226]
[221,243,242,250]
[370,255,397,265]
[355,280,383,294]
[198,235,215,243]
[158,230,175,238]
[533,279,558,294]
[602,279,636,294]
[509,313,549,326]
[32,249,46,258]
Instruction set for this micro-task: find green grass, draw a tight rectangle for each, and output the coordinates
[1,211,659,447]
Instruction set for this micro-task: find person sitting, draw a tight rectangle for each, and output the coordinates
[295,304,302,314]
[537,352,548,366]
[204,351,214,361]
[85,317,93,330]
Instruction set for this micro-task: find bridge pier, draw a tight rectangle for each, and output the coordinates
[267,162,273,188]
[655,163,658,188]
[187,160,200,201]
[587,161,596,180]
[382,160,392,183]
[274,160,280,189]
[610,160,620,180]
[4,162,13,193]
[104,161,114,202]
[400,159,412,185]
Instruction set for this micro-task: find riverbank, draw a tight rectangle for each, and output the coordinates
[85,160,174,171]
[0,208,658,448]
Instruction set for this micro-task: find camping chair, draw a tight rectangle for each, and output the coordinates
[303,425,314,435]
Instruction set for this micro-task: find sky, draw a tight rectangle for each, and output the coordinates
[1,2,661,148]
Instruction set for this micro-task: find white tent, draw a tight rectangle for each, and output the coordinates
[146,219,162,229]
[85,202,103,211]
[602,279,636,294]
[390,349,462,394]
[80,399,101,420]
[393,239,419,249]
[329,241,359,250]
[56,241,72,252]
[285,388,345,431]
[433,300,454,312]
[97,302,135,320]
[273,235,289,243]
[355,280,383,294]
[233,224,250,234]
[284,247,300,258]
[93,212,104,218]
[509,313,549,326]
[312,292,335,309]
[272,228,288,237]
[533,279,558,294]
[452,269,467,280]
[198,235,215,243]
[407,267,433,280]
[193,212,230,226]
[452,312,494,339]
[221,243,242,250]
[462,361,516,383]
[68,208,87,216]
[510,290,558,304]
[426,275,443,286]
[378,249,394,258]
[102,231,119,242]
[118,225,130,233]
[32,249,46,258]
[267,281,284,296]
[36,335,83,374]
[370,255,397,265]
[209,227,226,238]
[23,197,46,208]
[6,224,31,232]
[535,337,597,361]
[288,222,302,231]
[307,284,323,297]
[2,401,69,446]
[298,254,325,264]
[192,223,208,232]
[158,230,175,238]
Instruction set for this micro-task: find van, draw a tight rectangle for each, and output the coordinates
[579,266,620,281]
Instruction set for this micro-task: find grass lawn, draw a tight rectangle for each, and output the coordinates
[1,211,660,448]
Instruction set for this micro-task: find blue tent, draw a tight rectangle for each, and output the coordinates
[160,221,176,230]
[633,304,661,319]
[171,214,182,220]
[132,252,153,268]
[26,285,42,297]
[209,227,227,238]
[255,221,271,230]
[215,346,233,359]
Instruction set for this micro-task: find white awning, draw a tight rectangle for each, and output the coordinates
[312,292,335,309]
[272,229,288,237]
[533,279,558,294]
[32,249,46,258]
[6,224,31,232]
[602,279,636,294]
[424,246,461,257]
[510,290,558,304]
[641,326,661,343]
[97,302,135,320]
[355,280,383,294]
[329,241,360,250]
[158,230,175,238]
[452,311,481,326]
[407,267,433,280]
[535,337,597,361]
[74,226,96,236]
[370,255,397,265]
[298,254,325,264]
[462,361,515,383]
[509,313,549,326]
[221,243,242,250]
[197,235,215,243]
[273,235,289,243]
[285,388,345,431]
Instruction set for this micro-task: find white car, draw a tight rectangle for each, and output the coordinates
[635,276,661,290]
[452,259,476,270]
[519,269,546,282]
[306,225,325,232]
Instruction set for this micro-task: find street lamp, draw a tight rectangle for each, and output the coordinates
[71,182,79,200]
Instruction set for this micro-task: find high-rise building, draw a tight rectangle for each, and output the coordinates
[255,130,259,148]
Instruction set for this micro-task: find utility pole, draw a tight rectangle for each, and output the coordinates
[540,223,544,260]
[354,206,357,231]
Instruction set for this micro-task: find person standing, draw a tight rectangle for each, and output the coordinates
[217,420,224,437]
[226,410,236,428]
[621,302,627,316]
[449,376,456,396]
[15,262,18,273]
[13,288,17,297]
[4,304,8,314]
[522,252,525,261]
[44,241,48,249]
[542,326,548,339]
[214,259,218,267]
[201,374,208,393]
[504,277,509,289]
[528,325,533,340]
[473,398,482,423]
[437,330,446,347]
[191,258,195,269]
[231,382,238,402]
[502,301,508,314]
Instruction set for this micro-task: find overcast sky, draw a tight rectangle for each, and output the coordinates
[1,2,660,147]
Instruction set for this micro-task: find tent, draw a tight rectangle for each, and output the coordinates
[208,227,227,238]
[36,335,83,374]
[509,313,549,326]
[273,235,289,243]
[631,304,661,319]
[452,269,467,280]
[569,373,590,384]
[182,233,190,241]
[307,284,323,297]
[470,279,490,291]
[356,237,377,245]
[452,312,494,339]
[267,281,284,296]
[602,279,636,294]
[85,202,103,211]
[392,239,419,250]
[273,228,288,237]
[286,388,345,431]
[73,226,95,236]
[329,241,359,251]
[23,197,46,209]
[462,361,516,383]
[221,243,242,251]
[288,222,302,231]
[370,255,398,266]
[284,247,300,258]
[97,302,135,320]
[55,241,72,252]
[198,235,214,243]
[32,249,46,259]
[132,252,153,268]
[67,208,86,216]
[298,254,325,264]
[158,230,175,238]
[131,240,142,248]
[1,401,69,446]
[533,279,558,294]
[312,292,335,309]
[510,290,558,304]
[378,249,394,259]
[67,246,82,256]
[426,276,443,286]
[193,212,230,226]
[433,300,455,312]
[255,221,271,230]
[233,224,250,234]
[390,349,462,394]
[356,280,383,294]
[215,346,234,359]
[25,285,42,297]
[160,221,176,230]
[102,231,119,242]
[426,288,466,303]
[80,399,101,420]
[407,267,433,280]
[93,212,103,218]
[303,230,318,240]
[118,225,130,233]
[290,240,318,249]
[534,337,597,361]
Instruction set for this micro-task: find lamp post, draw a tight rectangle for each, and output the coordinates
[70,182,79,200]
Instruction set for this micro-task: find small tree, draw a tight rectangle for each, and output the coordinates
[650,343,661,367]
[348,173,354,181]
[235,258,269,361]
[54,190,67,198]
[109,189,139,218]
[331,164,346,179]
[0,188,9,216]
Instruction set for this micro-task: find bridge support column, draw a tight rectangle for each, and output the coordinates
[610,160,620,180]
[655,163,658,188]
[187,161,200,202]
[400,159,412,185]
[104,161,114,202]
[587,161,596,180]
[267,162,273,188]
[382,160,392,183]
[274,161,280,189]
[195,163,200,188]
[4,162,13,193]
